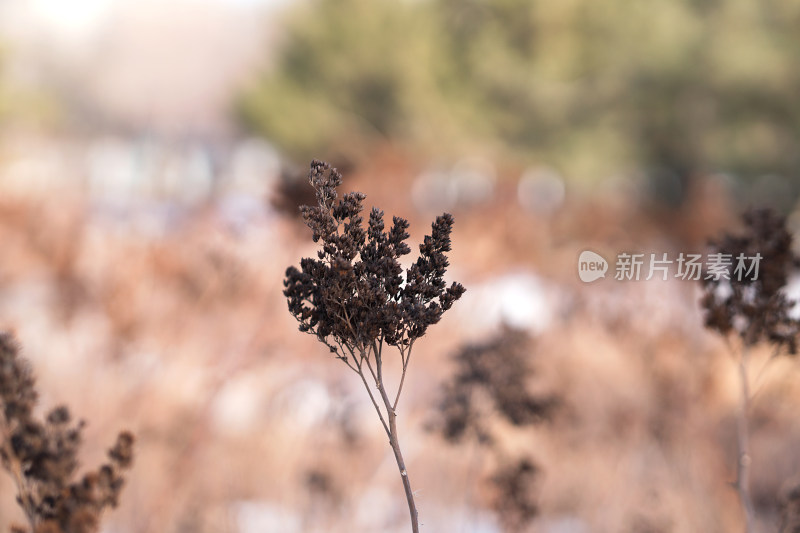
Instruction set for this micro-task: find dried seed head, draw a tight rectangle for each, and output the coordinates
[108,431,135,469]
[491,458,540,530]
[434,327,557,444]
[46,406,71,426]
[0,332,135,533]
[0,333,38,423]
[284,160,465,355]
[701,208,800,353]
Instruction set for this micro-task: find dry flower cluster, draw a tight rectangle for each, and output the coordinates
[0,333,134,533]
[702,208,800,533]
[437,327,556,445]
[491,457,540,532]
[284,160,465,532]
[435,327,556,531]
[702,208,800,353]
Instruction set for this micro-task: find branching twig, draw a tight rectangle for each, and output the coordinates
[350,346,390,437]
[393,344,413,411]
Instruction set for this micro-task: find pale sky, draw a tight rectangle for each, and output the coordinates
[25,0,294,36]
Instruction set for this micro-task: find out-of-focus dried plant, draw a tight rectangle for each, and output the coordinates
[701,208,800,533]
[702,208,800,353]
[491,458,540,533]
[0,333,134,533]
[436,327,556,445]
[272,160,354,220]
[271,169,318,220]
[433,327,556,530]
[283,160,465,533]
[779,480,800,533]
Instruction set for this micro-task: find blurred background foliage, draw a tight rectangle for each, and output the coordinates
[0,46,60,131]
[239,0,800,204]
[2,2,800,531]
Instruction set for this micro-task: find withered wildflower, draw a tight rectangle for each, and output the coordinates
[779,480,800,533]
[433,327,555,530]
[284,160,465,533]
[436,327,556,444]
[271,170,318,220]
[0,333,135,533]
[491,458,540,533]
[702,208,800,353]
[701,208,800,533]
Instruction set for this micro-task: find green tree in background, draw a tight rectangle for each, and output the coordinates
[238,0,438,161]
[239,0,800,196]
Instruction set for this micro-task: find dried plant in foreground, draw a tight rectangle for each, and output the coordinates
[0,333,134,533]
[284,160,465,532]
[702,208,800,533]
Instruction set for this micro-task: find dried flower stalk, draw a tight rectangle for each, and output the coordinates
[702,208,800,533]
[0,333,134,533]
[284,160,465,532]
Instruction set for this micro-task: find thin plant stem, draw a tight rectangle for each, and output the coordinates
[736,346,756,533]
[385,403,420,533]
[393,344,414,411]
[349,346,390,438]
[748,345,782,404]
[373,339,420,533]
